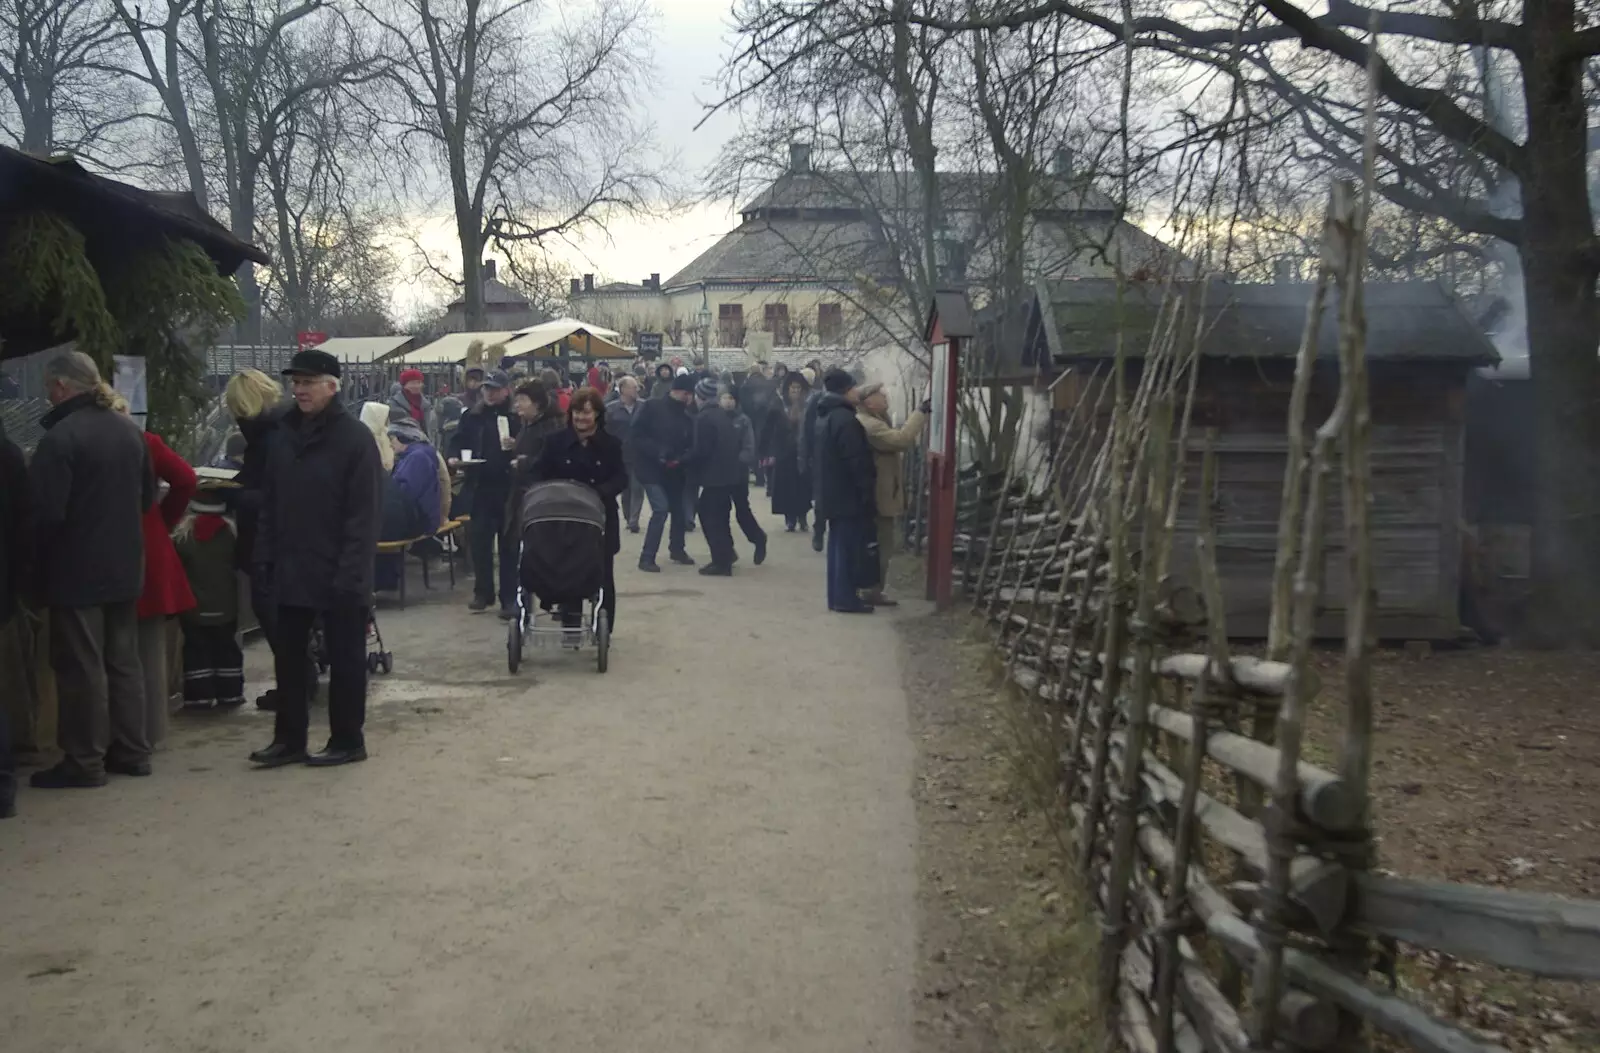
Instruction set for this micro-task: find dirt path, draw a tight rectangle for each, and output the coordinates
[3,522,918,1053]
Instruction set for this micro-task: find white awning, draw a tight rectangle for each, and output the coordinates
[393,331,524,365]
[502,318,629,360]
[313,335,416,364]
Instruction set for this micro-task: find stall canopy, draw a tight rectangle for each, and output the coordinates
[313,335,416,364]
[394,330,524,365]
[502,318,629,361]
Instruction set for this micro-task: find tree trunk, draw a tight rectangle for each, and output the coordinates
[230,195,262,344]
[1519,9,1600,645]
[458,214,483,331]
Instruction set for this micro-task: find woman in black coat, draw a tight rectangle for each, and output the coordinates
[529,387,628,629]
[760,371,814,531]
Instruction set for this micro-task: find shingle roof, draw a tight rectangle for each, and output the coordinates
[665,219,898,287]
[740,170,1118,216]
[447,277,530,309]
[1031,278,1499,365]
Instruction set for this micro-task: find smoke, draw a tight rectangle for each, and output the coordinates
[1479,48,1529,377]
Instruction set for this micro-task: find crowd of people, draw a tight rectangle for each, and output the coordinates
[0,345,928,818]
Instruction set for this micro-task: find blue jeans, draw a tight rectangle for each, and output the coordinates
[641,473,687,562]
[826,517,870,611]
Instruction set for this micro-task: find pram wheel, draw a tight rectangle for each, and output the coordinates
[595,610,610,674]
[379,651,393,675]
[507,612,523,674]
[366,652,379,674]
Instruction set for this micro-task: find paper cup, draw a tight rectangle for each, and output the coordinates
[461,449,473,461]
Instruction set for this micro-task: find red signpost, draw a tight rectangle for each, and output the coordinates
[923,291,975,610]
[297,330,328,352]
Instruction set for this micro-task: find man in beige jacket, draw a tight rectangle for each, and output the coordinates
[857,384,929,606]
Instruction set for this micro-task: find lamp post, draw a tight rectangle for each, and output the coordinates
[698,286,712,371]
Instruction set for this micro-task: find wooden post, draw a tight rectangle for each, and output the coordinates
[926,335,961,609]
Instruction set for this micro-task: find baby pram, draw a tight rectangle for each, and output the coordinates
[312,609,392,676]
[508,479,611,674]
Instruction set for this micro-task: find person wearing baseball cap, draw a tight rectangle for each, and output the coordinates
[450,368,522,616]
[248,346,384,768]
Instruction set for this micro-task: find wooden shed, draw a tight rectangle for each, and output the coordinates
[1026,277,1499,641]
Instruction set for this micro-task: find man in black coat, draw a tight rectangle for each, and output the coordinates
[739,364,776,487]
[814,368,878,614]
[630,373,698,572]
[29,351,157,788]
[450,369,521,616]
[0,416,30,815]
[684,377,759,576]
[250,349,383,768]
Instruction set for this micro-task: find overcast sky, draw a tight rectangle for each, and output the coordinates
[393,0,748,314]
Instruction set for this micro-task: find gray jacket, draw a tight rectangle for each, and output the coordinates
[605,397,645,461]
[30,393,155,607]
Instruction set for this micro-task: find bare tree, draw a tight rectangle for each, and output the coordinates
[365,0,663,331]
[0,0,134,156]
[109,0,384,339]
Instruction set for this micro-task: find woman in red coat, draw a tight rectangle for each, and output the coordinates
[125,410,197,749]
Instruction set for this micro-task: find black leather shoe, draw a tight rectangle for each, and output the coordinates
[699,563,732,577]
[305,745,368,767]
[255,689,278,712]
[468,596,491,612]
[29,763,107,789]
[638,559,661,573]
[754,538,767,565]
[811,532,825,553]
[497,605,517,621]
[669,551,696,565]
[105,756,152,777]
[249,742,308,768]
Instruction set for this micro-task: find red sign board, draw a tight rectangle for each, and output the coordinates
[297,331,328,351]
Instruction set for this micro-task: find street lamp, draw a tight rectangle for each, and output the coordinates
[698,286,712,370]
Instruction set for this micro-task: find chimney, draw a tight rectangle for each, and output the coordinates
[482,259,497,282]
[1274,259,1295,284]
[789,142,812,175]
[1052,147,1074,177]
[583,273,594,292]
[570,278,582,295]
[650,272,660,290]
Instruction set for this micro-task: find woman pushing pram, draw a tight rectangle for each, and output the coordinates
[508,387,627,671]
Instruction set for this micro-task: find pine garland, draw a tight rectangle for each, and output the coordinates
[0,210,120,355]
[0,209,244,444]
[101,237,245,439]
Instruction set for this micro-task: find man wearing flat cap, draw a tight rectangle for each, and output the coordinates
[249,348,383,769]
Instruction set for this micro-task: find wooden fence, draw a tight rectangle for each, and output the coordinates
[938,183,1599,1053]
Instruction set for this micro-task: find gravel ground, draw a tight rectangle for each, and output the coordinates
[2,521,919,1053]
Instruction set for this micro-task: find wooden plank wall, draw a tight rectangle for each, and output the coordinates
[1052,360,1469,640]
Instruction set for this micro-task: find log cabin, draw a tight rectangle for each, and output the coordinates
[1026,277,1499,641]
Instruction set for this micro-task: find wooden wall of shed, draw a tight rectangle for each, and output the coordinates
[1051,358,1468,640]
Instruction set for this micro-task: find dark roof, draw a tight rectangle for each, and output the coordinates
[447,277,531,309]
[0,147,267,272]
[1029,278,1499,366]
[925,289,975,342]
[665,219,897,287]
[740,170,1118,216]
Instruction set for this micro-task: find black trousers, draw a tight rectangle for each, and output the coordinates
[731,483,767,546]
[182,622,244,704]
[697,484,738,568]
[470,486,516,606]
[273,604,367,751]
[560,551,617,630]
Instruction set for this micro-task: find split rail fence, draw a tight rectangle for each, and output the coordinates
[942,183,1600,1053]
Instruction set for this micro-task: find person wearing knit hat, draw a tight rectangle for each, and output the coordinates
[389,367,431,431]
[813,366,878,613]
[173,493,246,710]
[694,375,719,403]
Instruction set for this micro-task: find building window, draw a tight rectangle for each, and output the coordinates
[818,303,843,344]
[718,303,744,347]
[763,302,791,345]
